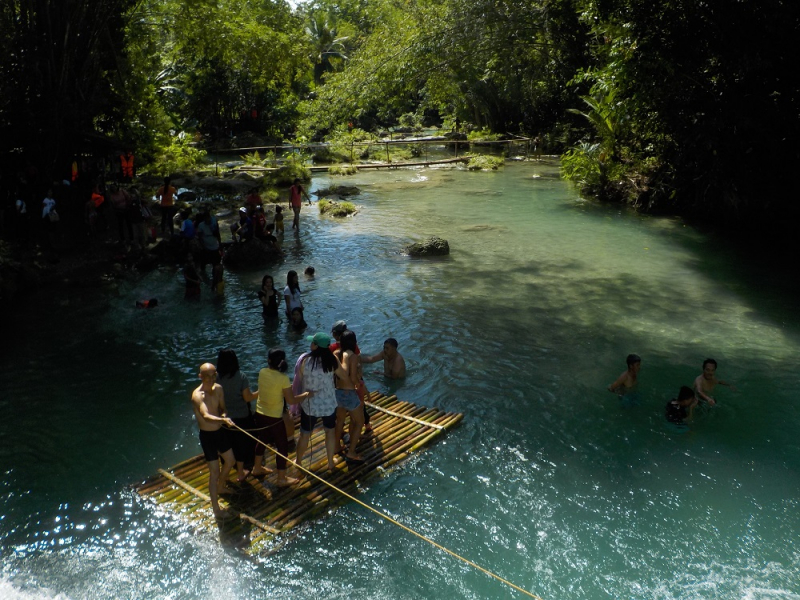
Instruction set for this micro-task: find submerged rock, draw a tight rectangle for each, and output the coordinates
[404,237,450,256]
[223,239,281,268]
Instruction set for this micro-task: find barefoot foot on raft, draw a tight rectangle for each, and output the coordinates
[275,476,300,487]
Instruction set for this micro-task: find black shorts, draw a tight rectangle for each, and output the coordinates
[198,428,232,462]
[299,408,336,433]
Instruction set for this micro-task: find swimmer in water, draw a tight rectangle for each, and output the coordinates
[362,338,406,379]
[665,385,698,424]
[608,354,641,395]
[694,358,736,406]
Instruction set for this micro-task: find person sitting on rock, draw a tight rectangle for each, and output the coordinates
[230,207,253,242]
[253,205,268,241]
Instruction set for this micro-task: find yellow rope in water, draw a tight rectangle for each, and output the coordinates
[230,422,543,600]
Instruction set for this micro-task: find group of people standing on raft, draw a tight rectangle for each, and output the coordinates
[190,314,407,517]
[607,354,736,427]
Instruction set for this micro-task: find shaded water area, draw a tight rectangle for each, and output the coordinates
[2,160,799,599]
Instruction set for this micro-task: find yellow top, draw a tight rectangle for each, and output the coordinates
[257,368,289,418]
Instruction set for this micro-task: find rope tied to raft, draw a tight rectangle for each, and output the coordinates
[228,421,544,600]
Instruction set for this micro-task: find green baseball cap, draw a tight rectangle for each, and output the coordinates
[306,332,331,348]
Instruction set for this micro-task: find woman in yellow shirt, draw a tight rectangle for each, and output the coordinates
[253,348,309,486]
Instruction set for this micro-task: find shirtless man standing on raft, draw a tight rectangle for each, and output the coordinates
[362,338,406,379]
[191,362,236,517]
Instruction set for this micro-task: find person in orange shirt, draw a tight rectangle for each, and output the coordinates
[156,177,177,237]
[119,151,134,182]
[91,184,108,232]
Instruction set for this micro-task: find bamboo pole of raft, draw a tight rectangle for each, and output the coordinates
[153,461,210,495]
[363,400,438,428]
[261,418,430,525]
[156,468,284,536]
[137,454,205,493]
[368,402,443,426]
[277,435,430,530]
[275,421,443,528]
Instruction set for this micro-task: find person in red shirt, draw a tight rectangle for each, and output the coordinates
[289,179,310,230]
[119,151,135,182]
[245,188,262,211]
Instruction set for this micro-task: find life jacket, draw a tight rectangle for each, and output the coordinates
[120,153,134,177]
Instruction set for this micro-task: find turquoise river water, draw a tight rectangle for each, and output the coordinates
[1,160,799,599]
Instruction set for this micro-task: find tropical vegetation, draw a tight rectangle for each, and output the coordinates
[1,0,798,234]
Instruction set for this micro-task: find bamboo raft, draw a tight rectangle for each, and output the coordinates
[134,392,463,554]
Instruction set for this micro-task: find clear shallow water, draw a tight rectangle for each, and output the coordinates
[2,161,799,599]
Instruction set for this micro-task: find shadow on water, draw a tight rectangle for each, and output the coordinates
[556,193,800,339]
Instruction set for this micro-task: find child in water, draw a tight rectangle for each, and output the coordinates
[665,386,698,425]
[694,358,736,406]
[274,205,284,234]
[211,263,225,295]
[289,307,307,332]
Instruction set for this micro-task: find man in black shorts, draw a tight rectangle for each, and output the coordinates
[191,362,236,517]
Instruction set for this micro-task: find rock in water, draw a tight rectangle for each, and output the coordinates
[316,185,361,198]
[404,237,450,256]
[223,239,281,268]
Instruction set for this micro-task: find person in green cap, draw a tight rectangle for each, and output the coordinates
[293,332,352,477]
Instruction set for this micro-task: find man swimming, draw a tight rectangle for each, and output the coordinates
[362,338,406,379]
[191,362,236,517]
[694,358,736,406]
[608,354,641,395]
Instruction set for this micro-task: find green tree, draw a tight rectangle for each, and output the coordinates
[0,0,135,180]
[569,0,800,227]
[306,16,349,86]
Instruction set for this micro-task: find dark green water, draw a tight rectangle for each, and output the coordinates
[2,161,799,599]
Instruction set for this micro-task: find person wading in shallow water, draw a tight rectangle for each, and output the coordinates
[191,363,236,518]
[288,178,310,230]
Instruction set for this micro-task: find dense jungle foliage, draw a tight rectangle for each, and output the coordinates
[1,0,798,233]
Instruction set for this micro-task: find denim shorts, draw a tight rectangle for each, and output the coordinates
[335,388,361,411]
